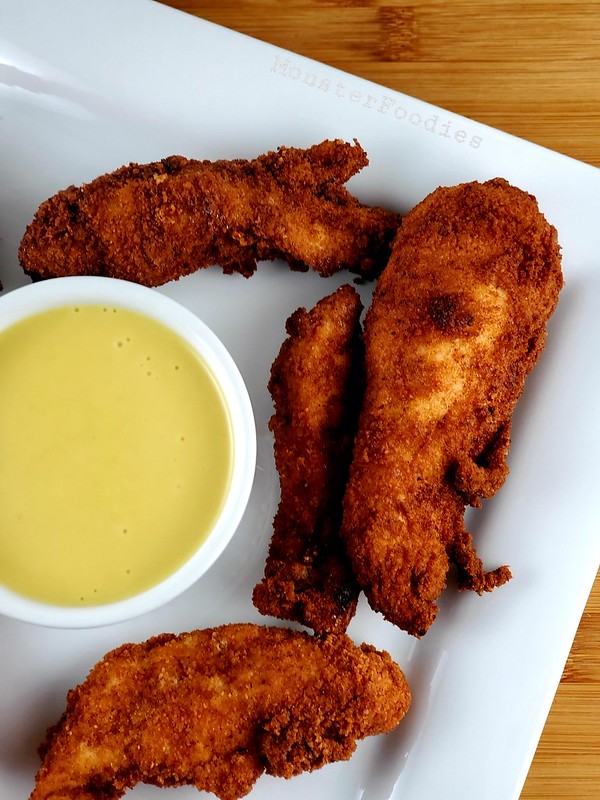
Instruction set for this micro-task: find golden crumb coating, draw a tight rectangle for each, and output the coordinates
[341,178,563,637]
[253,285,363,634]
[30,624,410,800]
[18,140,400,285]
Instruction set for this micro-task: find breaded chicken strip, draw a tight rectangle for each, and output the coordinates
[18,140,400,285]
[341,179,563,637]
[30,624,410,800]
[253,285,363,634]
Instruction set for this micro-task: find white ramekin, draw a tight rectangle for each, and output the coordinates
[0,276,256,628]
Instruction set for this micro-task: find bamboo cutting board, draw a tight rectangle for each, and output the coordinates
[161,2,600,798]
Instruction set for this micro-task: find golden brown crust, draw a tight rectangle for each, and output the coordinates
[253,285,363,634]
[30,624,410,800]
[18,140,400,285]
[341,178,563,637]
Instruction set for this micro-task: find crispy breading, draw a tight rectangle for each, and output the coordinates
[30,624,410,800]
[253,285,363,634]
[18,140,400,285]
[341,178,563,637]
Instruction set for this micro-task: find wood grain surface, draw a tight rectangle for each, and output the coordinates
[160,2,600,797]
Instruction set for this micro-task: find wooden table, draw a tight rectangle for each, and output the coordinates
[161,2,600,797]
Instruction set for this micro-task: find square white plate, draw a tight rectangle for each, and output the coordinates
[1,1,599,798]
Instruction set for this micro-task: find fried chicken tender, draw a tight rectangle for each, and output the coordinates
[341,179,563,637]
[30,624,410,800]
[18,140,400,286]
[253,285,363,634]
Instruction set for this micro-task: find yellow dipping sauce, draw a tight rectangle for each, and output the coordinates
[0,305,233,606]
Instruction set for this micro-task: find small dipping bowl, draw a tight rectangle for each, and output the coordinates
[0,277,256,628]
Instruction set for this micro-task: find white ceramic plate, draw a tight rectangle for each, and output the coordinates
[1,1,599,798]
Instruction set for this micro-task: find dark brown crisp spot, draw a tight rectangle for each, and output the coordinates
[428,293,474,331]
